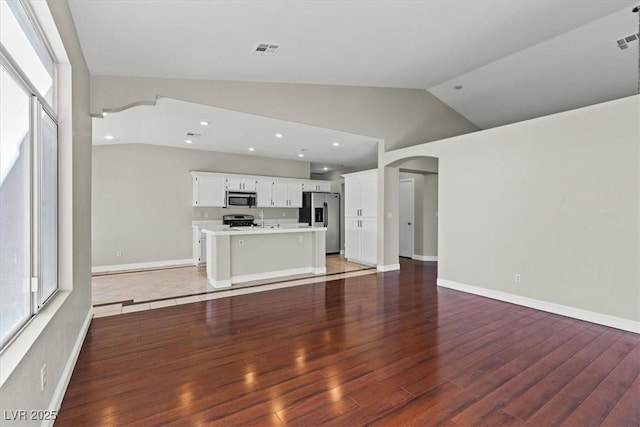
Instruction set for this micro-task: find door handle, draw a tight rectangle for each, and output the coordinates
[323,202,328,227]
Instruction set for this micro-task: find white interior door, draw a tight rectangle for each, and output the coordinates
[399,179,414,258]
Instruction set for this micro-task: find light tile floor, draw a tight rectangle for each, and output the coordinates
[92,255,376,318]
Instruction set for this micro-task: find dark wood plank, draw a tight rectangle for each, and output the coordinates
[528,335,638,426]
[562,342,640,426]
[503,328,624,421]
[600,374,640,427]
[54,259,640,427]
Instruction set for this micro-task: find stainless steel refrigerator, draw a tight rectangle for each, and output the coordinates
[299,192,340,254]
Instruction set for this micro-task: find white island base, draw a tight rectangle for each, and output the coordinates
[203,227,327,288]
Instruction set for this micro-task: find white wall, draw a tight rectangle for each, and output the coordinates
[422,174,438,258]
[385,95,640,329]
[92,143,310,267]
[0,1,93,424]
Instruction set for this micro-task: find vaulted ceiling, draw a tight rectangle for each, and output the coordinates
[69,0,638,165]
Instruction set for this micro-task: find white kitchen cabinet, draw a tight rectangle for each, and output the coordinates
[344,170,377,217]
[343,169,378,265]
[226,176,257,192]
[271,180,302,208]
[344,217,377,265]
[271,180,288,207]
[360,218,378,264]
[192,173,226,207]
[344,218,361,261]
[255,178,274,207]
[192,227,207,266]
[288,181,303,207]
[302,180,331,192]
[191,171,305,208]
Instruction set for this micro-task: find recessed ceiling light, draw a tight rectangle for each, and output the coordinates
[332,142,340,147]
[275,133,283,138]
[454,84,463,90]
[185,139,193,144]
[200,121,209,126]
[323,167,329,171]
[102,112,109,117]
[298,153,304,158]
[105,135,114,140]
[248,147,255,152]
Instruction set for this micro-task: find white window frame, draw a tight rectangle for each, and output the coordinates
[0,0,59,348]
[0,0,73,386]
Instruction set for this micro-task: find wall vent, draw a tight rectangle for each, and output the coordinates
[616,33,640,50]
[254,43,280,55]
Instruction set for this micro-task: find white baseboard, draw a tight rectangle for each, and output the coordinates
[92,258,193,274]
[377,263,400,272]
[413,255,438,262]
[209,278,232,288]
[437,279,640,334]
[44,307,93,427]
[209,266,327,288]
[232,267,317,284]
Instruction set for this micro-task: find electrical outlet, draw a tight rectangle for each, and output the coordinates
[204,212,209,218]
[299,235,304,242]
[196,212,202,218]
[116,250,122,257]
[40,364,47,391]
[282,212,286,217]
[514,273,522,284]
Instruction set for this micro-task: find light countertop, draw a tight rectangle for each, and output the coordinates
[203,226,325,236]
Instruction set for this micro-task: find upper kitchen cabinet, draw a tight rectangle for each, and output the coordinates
[343,169,377,218]
[301,180,331,192]
[272,180,303,208]
[255,178,274,207]
[192,172,226,207]
[192,171,310,208]
[225,176,257,192]
[288,181,303,207]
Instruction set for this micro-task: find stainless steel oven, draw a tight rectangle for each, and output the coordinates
[226,191,257,208]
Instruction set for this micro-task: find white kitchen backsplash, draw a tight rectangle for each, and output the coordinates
[191,218,301,227]
[192,206,298,221]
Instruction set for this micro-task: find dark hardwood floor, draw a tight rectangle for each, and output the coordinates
[56,259,639,426]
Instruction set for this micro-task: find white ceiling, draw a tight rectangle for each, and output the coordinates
[68,0,631,89]
[93,98,379,173]
[430,7,640,129]
[70,0,638,165]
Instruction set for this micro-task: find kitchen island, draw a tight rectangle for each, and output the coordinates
[202,226,327,288]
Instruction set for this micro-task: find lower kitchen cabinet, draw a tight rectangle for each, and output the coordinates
[192,227,207,266]
[344,217,377,265]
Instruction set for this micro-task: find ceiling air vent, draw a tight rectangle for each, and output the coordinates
[186,132,202,137]
[616,33,640,50]
[254,43,280,56]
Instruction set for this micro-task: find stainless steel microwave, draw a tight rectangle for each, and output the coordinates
[226,191,257,208]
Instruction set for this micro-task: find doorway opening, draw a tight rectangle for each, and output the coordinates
[394,156,439,264]
[399,179,415,258]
